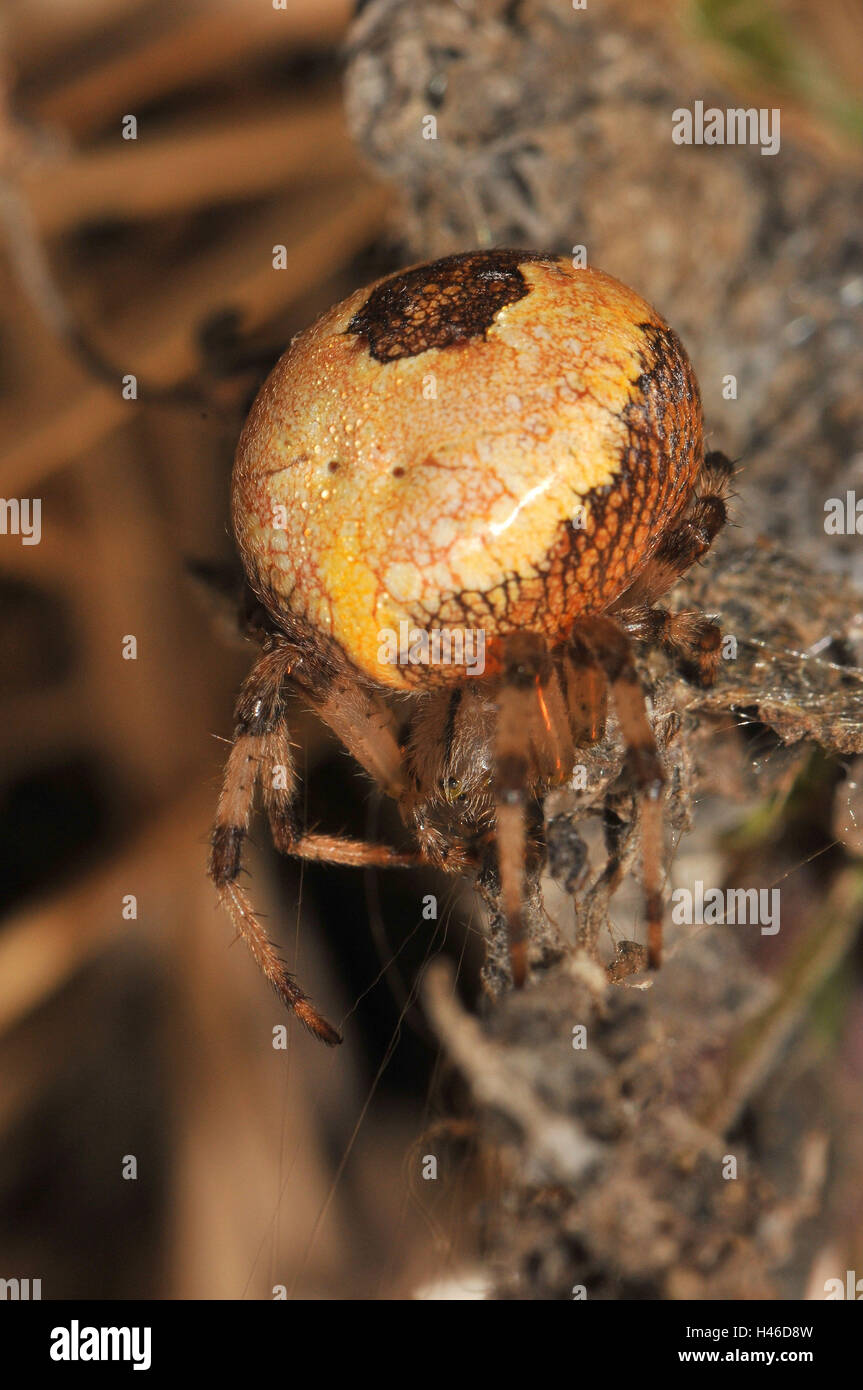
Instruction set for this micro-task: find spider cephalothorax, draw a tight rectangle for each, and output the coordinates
[211,250,732,1044]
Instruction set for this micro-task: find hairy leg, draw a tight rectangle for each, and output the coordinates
[399,685,493,870]
[614,604,722,686]
[572,615,666,968]
[493,634,572,986]
[209,641,422,1045]
[209,646,342,1043]
[312,679,406,800]
[561,641,608,745]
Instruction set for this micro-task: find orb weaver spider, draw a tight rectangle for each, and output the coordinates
[209,250,731,1044]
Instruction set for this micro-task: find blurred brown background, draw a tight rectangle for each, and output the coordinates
[0,0,466,1301]
[0,0,862,1300]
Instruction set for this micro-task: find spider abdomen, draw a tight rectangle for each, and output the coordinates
[233,252,704,688]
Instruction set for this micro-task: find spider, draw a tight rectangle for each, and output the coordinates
[209,250,732,1045]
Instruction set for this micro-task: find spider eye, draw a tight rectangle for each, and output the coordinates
[443,775,469,805]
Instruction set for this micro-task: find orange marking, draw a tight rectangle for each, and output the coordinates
[535,681,560,776]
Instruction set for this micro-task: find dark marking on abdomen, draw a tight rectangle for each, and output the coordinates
[346,249,556,363]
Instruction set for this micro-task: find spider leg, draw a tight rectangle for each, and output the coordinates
[561,642,608,744]
[493,633,569,986]
[209,646,343,1043]
[259,720,422,868]
[572,615,666,968]
[209,643,423,1046]
[310,676,406,800]
[614,604,723,686]
[536,657,575,782]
